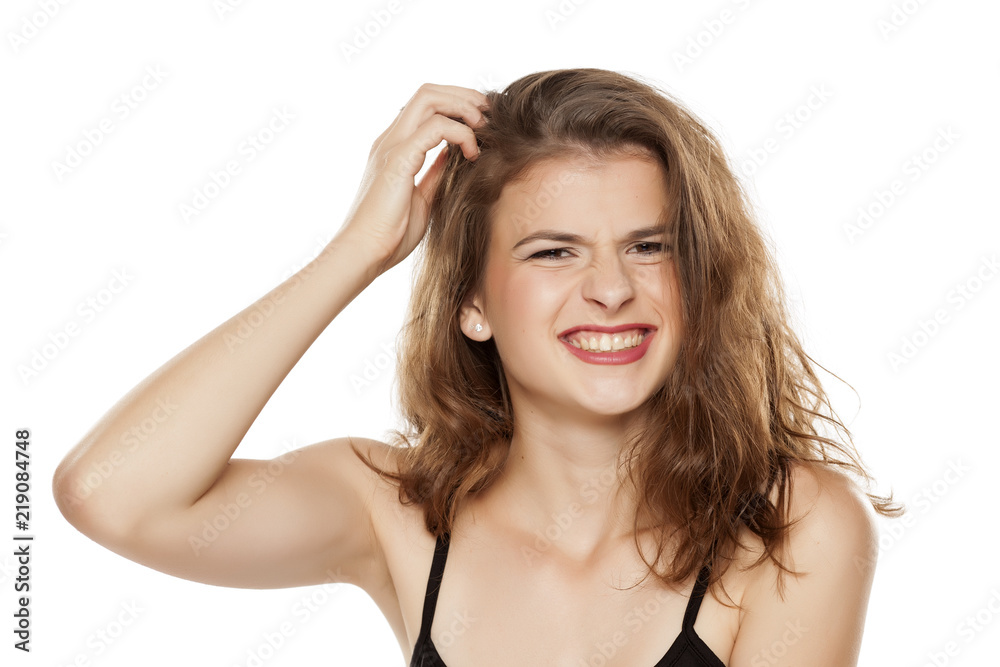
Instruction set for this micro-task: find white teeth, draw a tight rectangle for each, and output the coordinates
[568,331,645,353]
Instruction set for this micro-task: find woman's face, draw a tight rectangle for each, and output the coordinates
[461,152,685,422]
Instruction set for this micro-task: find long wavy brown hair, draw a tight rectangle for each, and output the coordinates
[352,67,903,607]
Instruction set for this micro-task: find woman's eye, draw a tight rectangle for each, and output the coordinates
[528,243,670,261]
[529,248,572,260]
[630,242,667,256]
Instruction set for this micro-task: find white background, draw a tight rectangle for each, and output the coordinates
[2,0,998,665]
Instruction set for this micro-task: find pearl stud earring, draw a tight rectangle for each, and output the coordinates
[474,324,482,332]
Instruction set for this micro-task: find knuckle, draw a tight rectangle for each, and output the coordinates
[461,125,478,148]
[381,146,416,179]
[378,147,398,169]
[466,99,483,117]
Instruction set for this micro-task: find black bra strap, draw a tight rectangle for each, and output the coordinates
[416,532,451,643]
[682,563,713,629]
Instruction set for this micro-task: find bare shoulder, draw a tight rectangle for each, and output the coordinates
[728,459,880,666]
[287,435,401,517]
[313,434,415,516]
[781,459,880,562]
[333,436,412,515]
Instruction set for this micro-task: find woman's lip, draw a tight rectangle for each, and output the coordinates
[559,330,654,365]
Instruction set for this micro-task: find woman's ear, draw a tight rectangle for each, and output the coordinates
[459,293,492,341]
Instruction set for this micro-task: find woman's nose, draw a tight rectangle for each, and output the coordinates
[580,253,635,311]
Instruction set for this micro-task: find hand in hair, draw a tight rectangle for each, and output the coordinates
[338,83,489,276]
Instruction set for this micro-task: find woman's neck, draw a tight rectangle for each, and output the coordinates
[470,426,648,563]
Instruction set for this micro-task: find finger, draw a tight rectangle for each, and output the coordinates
[393,84,489,138]
[403,83,490,117]
[383,115,477,184]
[412,146,449,217]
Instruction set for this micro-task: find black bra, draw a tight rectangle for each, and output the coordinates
[409,532,726,666]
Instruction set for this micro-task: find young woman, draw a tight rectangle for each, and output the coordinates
[54,68,903,666]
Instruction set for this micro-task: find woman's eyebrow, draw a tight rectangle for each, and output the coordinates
[512,225,666,250]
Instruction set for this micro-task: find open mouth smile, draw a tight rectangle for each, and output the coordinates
[557,324,656,365]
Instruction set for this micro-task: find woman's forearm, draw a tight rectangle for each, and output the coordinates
[52,231,384,537]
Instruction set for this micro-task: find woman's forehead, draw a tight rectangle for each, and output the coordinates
[490,155,671,241]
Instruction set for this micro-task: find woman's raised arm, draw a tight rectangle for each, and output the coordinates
[51,83,489,591]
